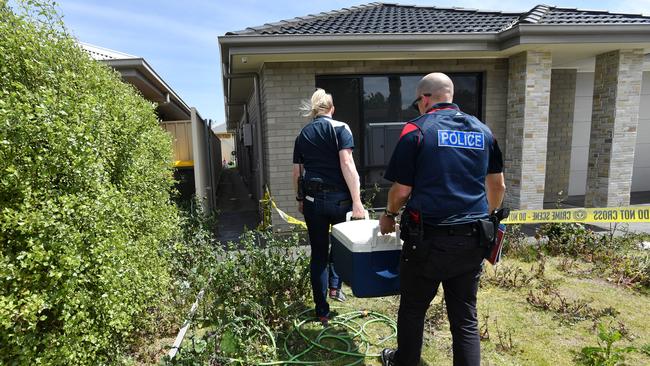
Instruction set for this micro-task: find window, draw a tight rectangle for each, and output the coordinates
[316,72,483,206]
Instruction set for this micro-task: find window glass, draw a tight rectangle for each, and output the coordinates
[316,72,483,207]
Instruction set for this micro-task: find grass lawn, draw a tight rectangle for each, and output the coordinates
[329,256,650,365]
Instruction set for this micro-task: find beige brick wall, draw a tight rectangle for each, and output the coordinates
[504,51,552,210]
[585,49,644,207]
[544,69,577,203]
[260,59,509,229]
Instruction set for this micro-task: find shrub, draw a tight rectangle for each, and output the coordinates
[170,230,311,364]
[538,223,601,258]
[0,1,179,364]
[501,224,538,262]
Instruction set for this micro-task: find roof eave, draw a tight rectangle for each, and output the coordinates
[103,58,192,117]
[218,33,502,64]
[500,23,650,47]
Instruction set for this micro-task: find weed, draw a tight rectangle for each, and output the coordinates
[482,264,534,289]
[479,311,490,341]
[494,317,518,354]
[557,256,577,272]
[640,344,650,357]
[479,311,518,355]
[526,289,619,324]
[577,323,636,366]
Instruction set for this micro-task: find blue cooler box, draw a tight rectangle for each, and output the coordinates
[331,220,402,298]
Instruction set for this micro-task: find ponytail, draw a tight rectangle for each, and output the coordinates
[300,88,333,118]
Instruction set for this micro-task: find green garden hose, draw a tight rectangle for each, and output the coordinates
[219,307,397,365]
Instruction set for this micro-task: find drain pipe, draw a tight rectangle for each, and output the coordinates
[222,69,265,201]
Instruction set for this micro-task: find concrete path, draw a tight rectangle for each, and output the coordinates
[214,168,260,243]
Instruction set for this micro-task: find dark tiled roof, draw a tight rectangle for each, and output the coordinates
[226,3,650,36]
[534,7,650,24]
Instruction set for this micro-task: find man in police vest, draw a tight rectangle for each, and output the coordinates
[379,72,506,366]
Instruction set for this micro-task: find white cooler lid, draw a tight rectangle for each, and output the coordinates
[331,219,402,253]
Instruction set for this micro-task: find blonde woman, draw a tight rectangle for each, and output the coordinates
[292,88,365,326]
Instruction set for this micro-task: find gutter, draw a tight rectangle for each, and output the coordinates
[219,24,650,64]
[218,33,499,47]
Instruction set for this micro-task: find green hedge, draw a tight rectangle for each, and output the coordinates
[0,1,179,364]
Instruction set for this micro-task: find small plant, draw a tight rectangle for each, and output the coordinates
[526,289,619,324]
[482,264,534,289]
[479,312,518,354]
[479,311,491,341]
[557,256,577,272]
[494,317,517,354]
[577,323,636,366]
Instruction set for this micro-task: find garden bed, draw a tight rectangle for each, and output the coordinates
[159,225,650,366]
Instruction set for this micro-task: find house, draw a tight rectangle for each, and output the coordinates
[216,132,236,166]
[218,3,650,228]
[80,43,222,211]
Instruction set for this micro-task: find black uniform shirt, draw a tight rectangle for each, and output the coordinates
[293,116,354,190]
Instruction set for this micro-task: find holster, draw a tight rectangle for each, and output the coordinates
[479,208,510,257]
[297,176,305,198]
[400,210,429,262]
[477,218,497,248]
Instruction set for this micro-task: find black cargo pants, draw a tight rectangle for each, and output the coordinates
[394,226,484,366]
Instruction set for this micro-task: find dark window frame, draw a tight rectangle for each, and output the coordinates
[316,71,484,191]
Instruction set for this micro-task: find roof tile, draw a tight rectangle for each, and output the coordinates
[225,3,650,36]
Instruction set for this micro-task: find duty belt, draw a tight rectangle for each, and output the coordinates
[423,222,479,237]
[304,180,343,193]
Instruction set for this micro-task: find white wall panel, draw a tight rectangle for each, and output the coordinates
[568,71,650,194]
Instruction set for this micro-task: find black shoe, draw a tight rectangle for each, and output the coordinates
[329,288,347,302]
[380,348,397,366]
[318,315,329,327]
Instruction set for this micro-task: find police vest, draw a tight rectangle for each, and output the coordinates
[405,106,494,224]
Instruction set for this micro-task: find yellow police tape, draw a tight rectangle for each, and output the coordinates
[261,187,650,227]
[502,206,650,224]
[270,199,307,229]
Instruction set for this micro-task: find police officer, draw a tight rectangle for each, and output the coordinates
[293,88,365,326]
[379,73,506,365]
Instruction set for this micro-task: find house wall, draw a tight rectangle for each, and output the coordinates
[260,59,508,228]
[216,133,235,165]
[160,120,193,162]
[545,69,576,202]
[569,71,650,195]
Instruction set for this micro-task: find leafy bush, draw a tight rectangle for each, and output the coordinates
[537,224,650,290]
[501,224,538,261]
[0,1,179,364]
[538,223,602,258]
[595,252,650,290]
[166,199,219,311]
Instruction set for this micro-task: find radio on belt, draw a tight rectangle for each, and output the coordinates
[331,216,402,298]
